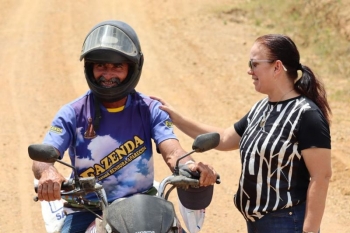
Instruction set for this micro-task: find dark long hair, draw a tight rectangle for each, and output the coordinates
[256,34,331,124]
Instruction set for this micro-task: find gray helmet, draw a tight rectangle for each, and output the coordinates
[80,20,144,102]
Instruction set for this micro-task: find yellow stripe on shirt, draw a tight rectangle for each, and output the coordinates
[107,106,125,113]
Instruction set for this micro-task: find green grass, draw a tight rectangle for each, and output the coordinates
[216,0,350,101]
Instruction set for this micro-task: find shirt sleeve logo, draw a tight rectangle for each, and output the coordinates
[165,120,173,128]
[49,126,63,134]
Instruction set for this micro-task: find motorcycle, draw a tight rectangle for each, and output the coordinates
[29,132,220,233]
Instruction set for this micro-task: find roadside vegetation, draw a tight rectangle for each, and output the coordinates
[217,0,350,100]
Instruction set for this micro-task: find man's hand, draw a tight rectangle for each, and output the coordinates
[187,161,217,187]
[37,165,66,201]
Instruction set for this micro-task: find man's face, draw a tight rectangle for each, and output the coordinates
[92,62,129,88]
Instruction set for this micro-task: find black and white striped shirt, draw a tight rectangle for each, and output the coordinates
[233,96,330,221]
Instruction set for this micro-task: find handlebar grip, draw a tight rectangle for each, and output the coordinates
[179,166,221,185]
[61,179,75,190]
[33,179,75,202]
[34,179,75,193]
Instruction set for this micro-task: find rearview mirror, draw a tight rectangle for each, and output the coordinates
[192,132,220,152]
[28,144,59,163]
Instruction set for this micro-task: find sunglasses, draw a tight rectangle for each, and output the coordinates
[248,59,288,71]
[248,59,274,70]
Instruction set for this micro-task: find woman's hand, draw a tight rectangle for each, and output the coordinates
[151,96,182,124]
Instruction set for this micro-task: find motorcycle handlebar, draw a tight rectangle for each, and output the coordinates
[33,179,76,202]
[33,174,204,202]
[179,165,221,184]
[34,179,75,194]
[216,174,221,184]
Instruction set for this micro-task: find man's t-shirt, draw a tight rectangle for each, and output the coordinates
[43,91,176,203]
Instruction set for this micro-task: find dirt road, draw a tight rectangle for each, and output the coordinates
[1,1,349,232]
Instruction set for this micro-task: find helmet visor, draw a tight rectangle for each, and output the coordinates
[81,25,138,60]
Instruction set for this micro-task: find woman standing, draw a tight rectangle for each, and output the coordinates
[153,34,332,233]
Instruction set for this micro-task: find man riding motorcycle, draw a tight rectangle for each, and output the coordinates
[31,20,218,233]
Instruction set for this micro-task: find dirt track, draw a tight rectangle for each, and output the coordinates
[1,1,349,232]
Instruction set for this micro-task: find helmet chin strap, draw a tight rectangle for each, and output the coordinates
[93,96,102,130]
